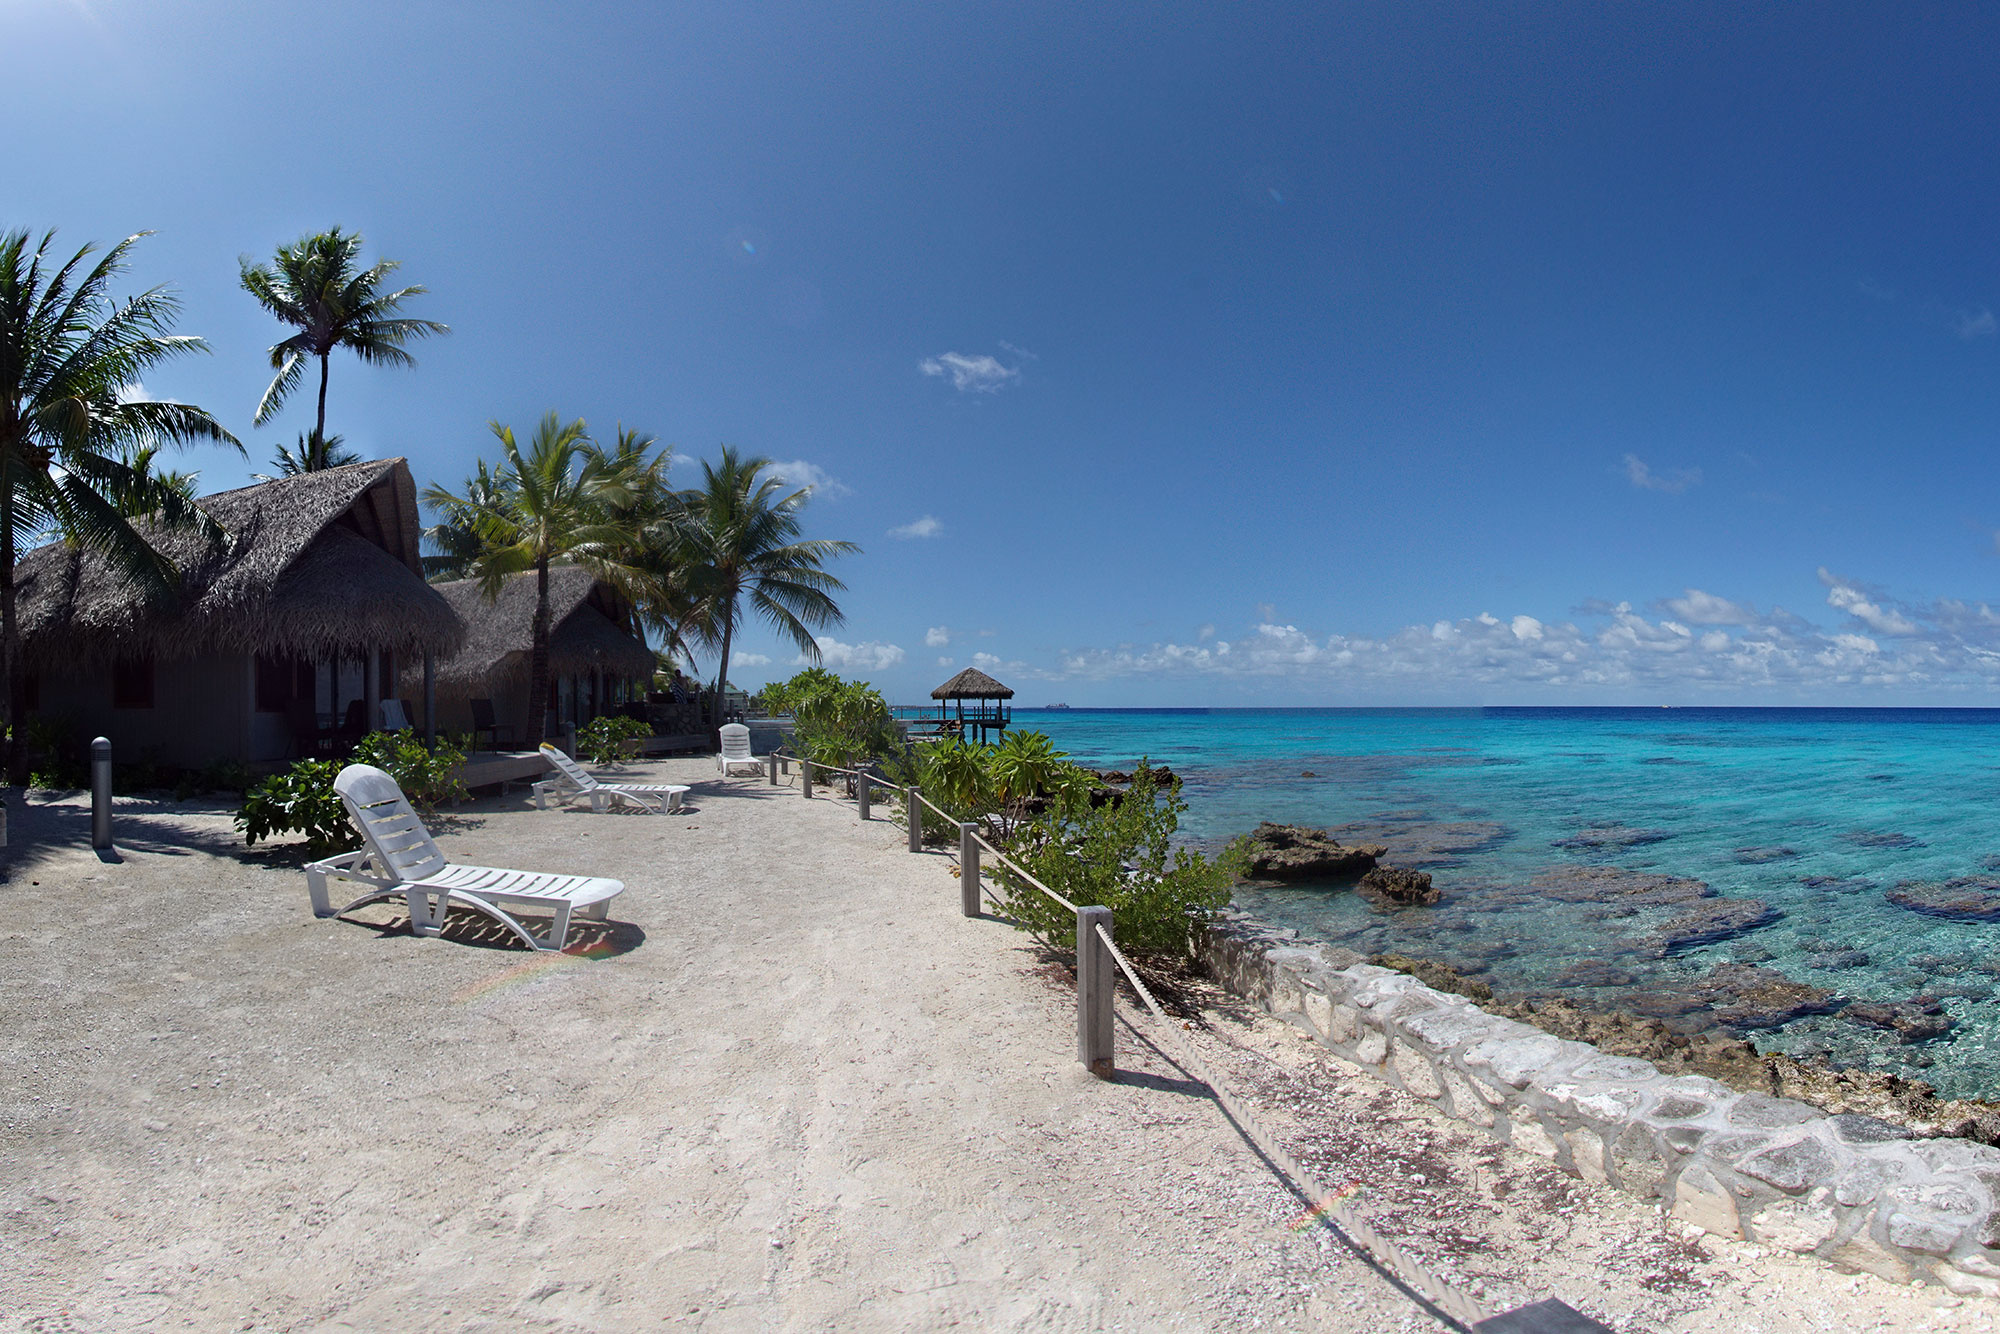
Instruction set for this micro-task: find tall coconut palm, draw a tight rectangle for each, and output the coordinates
[421,413,632,745]
[256,430,360,482]
[239,227,447,447]
[675,446,857,729]
[0,229,239,781]
[585,426,696,660]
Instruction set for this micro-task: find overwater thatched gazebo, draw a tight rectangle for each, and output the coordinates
[416,567,655,746]
[14,458,465,768]
[930,666,1013,743]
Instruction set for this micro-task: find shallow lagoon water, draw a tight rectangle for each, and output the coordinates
[997,707,2000,1100]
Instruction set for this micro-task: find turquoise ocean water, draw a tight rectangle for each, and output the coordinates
[970,707,2000,1100]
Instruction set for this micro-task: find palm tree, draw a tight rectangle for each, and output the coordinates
[421,413,632,745]
[584,426,696,661]
[675,446,857,729]
[0,229,239,781]
[239,227,447,447]
[257,430,360,481]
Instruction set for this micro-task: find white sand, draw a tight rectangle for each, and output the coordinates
[0,758,1989,1331]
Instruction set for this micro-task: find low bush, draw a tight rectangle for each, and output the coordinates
[237,759,353,856]
[766,668,900,789]
[577,714,650,765]
[992,760,1246,962]
[237,731,468,854]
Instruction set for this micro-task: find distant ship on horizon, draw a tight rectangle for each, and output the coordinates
[1045,702,1071,709]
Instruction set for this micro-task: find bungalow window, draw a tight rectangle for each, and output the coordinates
[112,656,155,709]
[255,655,309,713]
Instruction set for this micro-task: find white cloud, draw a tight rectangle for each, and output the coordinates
[1623,453,1701,494]
[971,651,1023,673]
[1661,589,1758,625]
[1820,568,1920,636]
[1197,624,1216,642]
[936,656,954,668]
[807,636,905,672]
[764,459,851,498]
[924,626,951,647]
[889,515,943,539]
[731,652,772,667]
[1042,572,2000,698]
[117,381,152,403]
[1957,307,1997,339]
[919,351,1020,393]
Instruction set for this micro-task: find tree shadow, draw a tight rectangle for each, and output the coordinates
[338,905,647,956]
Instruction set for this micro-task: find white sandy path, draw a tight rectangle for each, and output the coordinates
[0,758,1987,1332]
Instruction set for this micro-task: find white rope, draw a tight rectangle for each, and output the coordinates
[1092,923,1490,1331]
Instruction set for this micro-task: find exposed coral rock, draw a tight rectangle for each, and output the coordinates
[1240,822,1384,881]
[1358,865,1439,906]
[1326,818,1511,867]
[1370,953,1492,1002]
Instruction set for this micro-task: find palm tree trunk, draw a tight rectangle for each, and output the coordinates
[712,616,734,731]
[0,479,21,787]
[527,558,551,747]
[314,352,330,456]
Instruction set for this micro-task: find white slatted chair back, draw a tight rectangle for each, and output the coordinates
[539,744,599,791]
[334,764,448,884]
[719,723,753,759]
[380,699,411,731]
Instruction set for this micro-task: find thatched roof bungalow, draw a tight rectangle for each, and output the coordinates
[414,567,655,744]
[15,457,464,769]
[930,666,1013,742]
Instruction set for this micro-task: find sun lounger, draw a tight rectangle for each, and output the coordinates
[304,763,624,952]
[534,743,689,813]
[716,722,762,776]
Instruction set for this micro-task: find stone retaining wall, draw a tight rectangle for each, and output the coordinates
[1197,914,2000,1295]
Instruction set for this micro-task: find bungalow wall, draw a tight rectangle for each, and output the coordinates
[36,652,257,770]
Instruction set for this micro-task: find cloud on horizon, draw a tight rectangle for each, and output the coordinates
[1042,569,2000,698]
[1623,453,1702,494]
[920,351,1020,393]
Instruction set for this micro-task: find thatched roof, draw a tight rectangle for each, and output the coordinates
[16,457,465,666]
[428,567,655,688]
[932,667,1013,699]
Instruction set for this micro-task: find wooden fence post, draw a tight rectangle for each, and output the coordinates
[768,754,778,785]
[1077,906,1114,1077]
[802,760,814,799]
[856,772,870,820]
[958,821,980,917]
[907,785,922,851]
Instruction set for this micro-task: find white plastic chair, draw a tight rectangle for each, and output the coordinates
[717,723,761,776]
[380,699,411,731]
[534,744,689,813]
[305,764,624,952]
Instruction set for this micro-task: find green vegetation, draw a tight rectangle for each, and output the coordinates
[240,227,447,471]
[994,761,1246,962]
[423,413,639,746]
[238,730,467,855]
[675,447,858,729]
[0,228,240,784]
[577,713,650,764]
[766,667,898,784]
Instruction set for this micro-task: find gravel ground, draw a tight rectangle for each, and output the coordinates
[0,757,1991,1332]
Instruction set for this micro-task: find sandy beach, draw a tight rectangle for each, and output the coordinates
[0,757,1989,1332]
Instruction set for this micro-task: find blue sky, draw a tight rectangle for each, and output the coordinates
[12,1,2000,704]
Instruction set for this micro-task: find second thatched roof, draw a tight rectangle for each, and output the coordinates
[428,567,655,689]
[931,667,1014,700]
[15,457,464,667]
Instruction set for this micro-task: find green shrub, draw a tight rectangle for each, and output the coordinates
[992,760,1246,962]
[889,730,1093,845]
[237,759,354,856]
[352,730,468,811]
[578,714,651,764]
[766,668,900,787]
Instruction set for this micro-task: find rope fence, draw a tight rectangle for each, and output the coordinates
[748,743,1608,1332]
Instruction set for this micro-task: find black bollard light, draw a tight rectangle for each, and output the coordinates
[90,736,112,850]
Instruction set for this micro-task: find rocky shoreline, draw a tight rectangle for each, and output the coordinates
[1226,819,2000,1145]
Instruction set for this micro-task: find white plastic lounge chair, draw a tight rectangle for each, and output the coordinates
[717,722,761,776]
[304,763,624,952]
[380,698,411,731]
[534,744,689,813]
